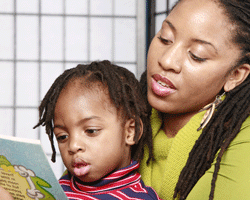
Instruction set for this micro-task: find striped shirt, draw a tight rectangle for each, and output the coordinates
[59,161,161,200]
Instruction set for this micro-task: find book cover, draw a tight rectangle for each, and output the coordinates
[0,134,68,200]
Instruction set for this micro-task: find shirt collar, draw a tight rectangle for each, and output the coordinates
[70,160,141,194]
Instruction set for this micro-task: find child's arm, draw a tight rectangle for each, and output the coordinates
[0,186,14,200]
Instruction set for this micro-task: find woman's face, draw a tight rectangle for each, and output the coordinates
[147,0,241,114]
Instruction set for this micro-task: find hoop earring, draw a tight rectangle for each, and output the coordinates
[197,92,225,131]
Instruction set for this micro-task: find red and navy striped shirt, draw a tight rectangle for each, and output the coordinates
[59,161,161,200]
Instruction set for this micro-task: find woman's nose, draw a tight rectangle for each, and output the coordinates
[68,134,85,154]
[158,42,182,73]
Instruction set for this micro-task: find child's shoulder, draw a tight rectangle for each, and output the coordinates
[59,170,71,183]
[138,179,162,200]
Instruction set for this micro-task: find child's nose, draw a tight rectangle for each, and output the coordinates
[68,134,86,154]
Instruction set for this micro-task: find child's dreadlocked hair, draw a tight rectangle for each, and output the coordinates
[34,60,153,164]
[141,0,250,199]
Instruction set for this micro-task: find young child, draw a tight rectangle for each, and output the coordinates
[34,60,160,200]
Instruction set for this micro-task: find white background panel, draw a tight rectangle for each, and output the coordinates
[41,16,63,60]
[41,63,64,99]
[114,0,136,16]
[16,62,39,106]
[65,0,88,15]
[90,18,112,61]
[156,0,167,13]
[0,0,13,12]
[16,0,38,13]
[17,16,39,60]
[0,63,13,106]
[0,109,13,136]
[0,16,14,59]
[90,0,112,15]
[114,18,136,62]
[66,17,88,61]
[65,62,82,70]
[41,0,63,14]
[16,108,38,140]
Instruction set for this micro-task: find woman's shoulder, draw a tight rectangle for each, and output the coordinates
[229,115,250,146]
[187,115,250,200]
[240,114,250,131]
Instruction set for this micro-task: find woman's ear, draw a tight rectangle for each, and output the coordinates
[224,63,250,92]
[124,118,143,146]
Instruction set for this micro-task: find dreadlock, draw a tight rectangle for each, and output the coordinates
[34,60,153,165]
[141,0,250,199]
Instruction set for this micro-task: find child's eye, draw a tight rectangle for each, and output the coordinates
[158,35,172,45]
[189,52,207,63]
[56,135,68,142]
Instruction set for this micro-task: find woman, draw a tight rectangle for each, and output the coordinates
[139,0,250,199]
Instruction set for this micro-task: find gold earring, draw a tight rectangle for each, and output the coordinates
[197,92,225,131]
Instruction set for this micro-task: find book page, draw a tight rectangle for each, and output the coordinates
[0,135,68,200]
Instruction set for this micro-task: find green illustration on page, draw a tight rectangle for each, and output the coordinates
[0,135,68,200]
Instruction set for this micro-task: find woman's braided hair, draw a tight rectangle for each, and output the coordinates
[34,60,153,164]
[141,0,250,199]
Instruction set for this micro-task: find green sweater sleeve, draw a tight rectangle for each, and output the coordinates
[186,117,250,200]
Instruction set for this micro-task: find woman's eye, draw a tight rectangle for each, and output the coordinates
[56,135,68,142]
[190,52,207,63]
[85,129,100,135]
[158,35,172,45]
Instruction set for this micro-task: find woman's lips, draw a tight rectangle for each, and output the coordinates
[151,74,176,97]
[72,158,91,177]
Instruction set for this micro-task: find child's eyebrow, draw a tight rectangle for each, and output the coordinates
[53,124,64,129]
[75,116,102,126]
[53,116,102,129]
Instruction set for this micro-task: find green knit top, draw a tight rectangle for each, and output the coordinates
[139,109,250,200]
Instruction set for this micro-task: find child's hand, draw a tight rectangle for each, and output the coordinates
[0,186,14,200]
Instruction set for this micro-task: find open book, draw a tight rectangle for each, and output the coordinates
[0,134,68,200]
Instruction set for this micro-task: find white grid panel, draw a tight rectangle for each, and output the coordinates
[0,0,146,179]
[155,0,178,33]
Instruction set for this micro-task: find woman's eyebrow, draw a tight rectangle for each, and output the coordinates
[164,19,218,54]
[191,38,218,55]
[164,20,176,32]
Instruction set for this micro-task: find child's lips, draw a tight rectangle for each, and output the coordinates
[72,158,91,177]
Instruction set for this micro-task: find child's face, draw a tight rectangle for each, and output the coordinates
[53,80,132,182]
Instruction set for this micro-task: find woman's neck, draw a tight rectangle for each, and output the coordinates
[162,112,197,138]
